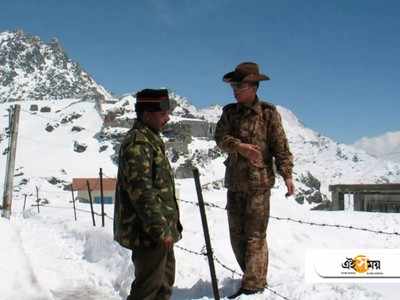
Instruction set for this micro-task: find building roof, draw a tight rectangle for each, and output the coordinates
[72,178,116,191]
[329,183,400,192]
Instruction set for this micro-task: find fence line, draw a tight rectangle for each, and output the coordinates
[180,198,400,237]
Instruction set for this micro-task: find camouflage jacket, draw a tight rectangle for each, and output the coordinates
[114,120,182,249]
[215,98,293,192]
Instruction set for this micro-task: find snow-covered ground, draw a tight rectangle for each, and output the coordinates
[1,178,400,300]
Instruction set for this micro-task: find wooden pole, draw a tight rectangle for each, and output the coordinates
[71,184,77,221]
[36,186,40,213]
[86,180,96,226]
[99,168,105,227]
[2,105,21,219]
[23,194,27,212]
[193,168,220,300]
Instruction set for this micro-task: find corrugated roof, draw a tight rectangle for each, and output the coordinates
[72,178,116,191]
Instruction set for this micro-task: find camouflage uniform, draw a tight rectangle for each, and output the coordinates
[215,97,293,290]
[114,119,182,300]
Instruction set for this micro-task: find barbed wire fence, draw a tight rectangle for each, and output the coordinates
[179,198,400,237]
[19,183,400,300]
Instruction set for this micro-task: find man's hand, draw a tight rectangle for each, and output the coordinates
[237,143,263,166]
[162,236,174,250]
[284,177,295,197]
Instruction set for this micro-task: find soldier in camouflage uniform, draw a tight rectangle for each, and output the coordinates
[114,89,183,300]
[215,62,295,298]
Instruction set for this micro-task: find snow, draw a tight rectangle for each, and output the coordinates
[1,98,400,299]
[1,178,400,299]
[0,31,13,44]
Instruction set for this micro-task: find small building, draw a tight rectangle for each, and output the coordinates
[72,178,116,204]
[329,184,400,213]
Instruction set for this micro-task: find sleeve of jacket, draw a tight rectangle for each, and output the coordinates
[214,108,241,153]
[269,108,294,179]
[120,141,171,242]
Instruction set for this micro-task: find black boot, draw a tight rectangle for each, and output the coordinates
[227,287,264,299]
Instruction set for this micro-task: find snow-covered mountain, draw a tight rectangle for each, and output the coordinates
[352,131,400,163]
[0,30,111,103]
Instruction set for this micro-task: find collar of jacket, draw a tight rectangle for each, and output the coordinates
[236,96,263,116]
[133,119,161,134]
[132,119,164,148]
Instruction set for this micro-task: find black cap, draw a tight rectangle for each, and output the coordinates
[135,89,170,112]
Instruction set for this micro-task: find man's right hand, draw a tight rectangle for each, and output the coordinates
[237,143,263,166]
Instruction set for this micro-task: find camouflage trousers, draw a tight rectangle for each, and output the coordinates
[227,189,270,290]
[127,244,175,300]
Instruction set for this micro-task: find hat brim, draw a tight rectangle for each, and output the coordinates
[223,71,270,83]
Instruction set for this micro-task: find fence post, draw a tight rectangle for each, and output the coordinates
[1,105,21,219]
[70,184,77,221]
[23,194,27,212]
[99,168,105,227]
[193,168,220,300]
[35,186,40,213]
[86,180,96,226]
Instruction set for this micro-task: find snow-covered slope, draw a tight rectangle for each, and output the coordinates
[352,131,400,163]
[0,99,116,197]
[0,30,111,103]
[276,105,400,196]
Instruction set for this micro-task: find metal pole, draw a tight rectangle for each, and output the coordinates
[192,168,220,300]
[2,105,20,218]
[86,180,96,226]
[99,168,105,227]
[71,184,77,221]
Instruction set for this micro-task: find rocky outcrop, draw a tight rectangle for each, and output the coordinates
[163,122,192,154]
[295,171,328,206]
[73,141,87,153]
[179,120,216,138]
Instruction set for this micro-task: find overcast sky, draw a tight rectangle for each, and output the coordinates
[1,0,399,144]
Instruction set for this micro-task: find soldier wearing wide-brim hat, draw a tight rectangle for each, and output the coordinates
[222,61,270,83]
[114,89,182,300]
[215,62,295,298]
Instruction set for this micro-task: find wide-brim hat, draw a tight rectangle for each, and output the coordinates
[135,89,170,112]
[223,62,270,83]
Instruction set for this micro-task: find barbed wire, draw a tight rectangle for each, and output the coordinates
[175,244,206,256]
[26,203,114,220]
[179,198,400,237]
[180,198,225,210]
[269,215,400,236]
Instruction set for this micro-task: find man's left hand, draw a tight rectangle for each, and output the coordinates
[284,177,295,197]
[162,236,174,250]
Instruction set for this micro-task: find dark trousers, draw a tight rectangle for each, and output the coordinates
[227,190,270,290]
[127,244,175,300]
